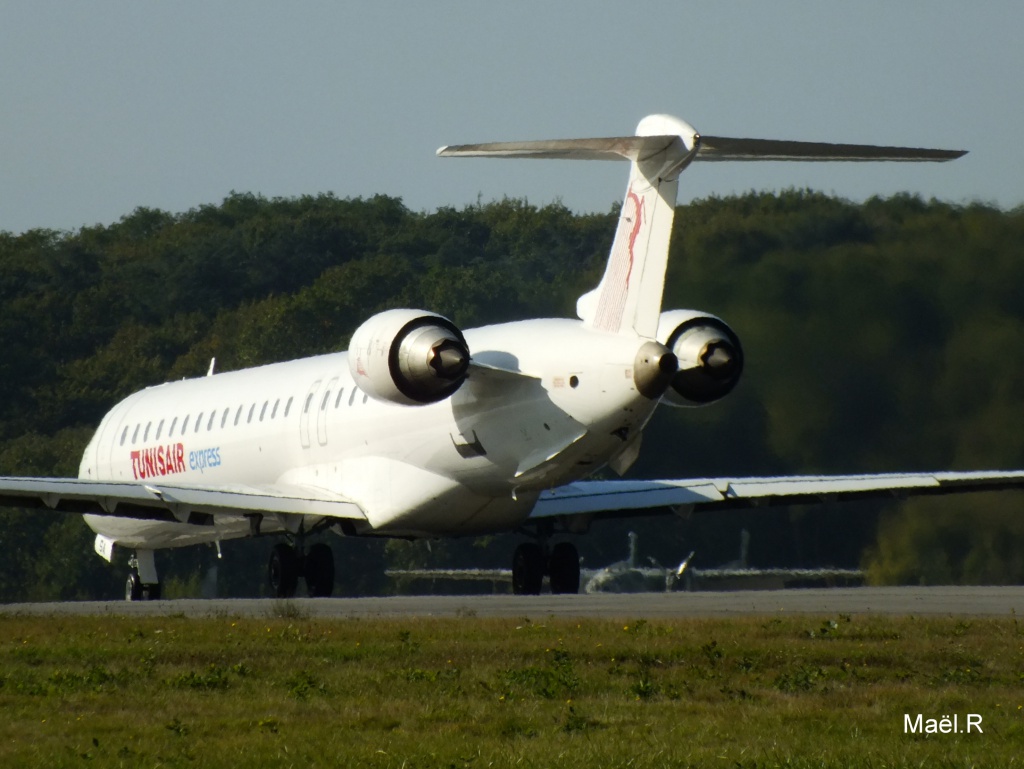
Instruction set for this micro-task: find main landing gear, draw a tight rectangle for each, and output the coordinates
[267,541,335,598]
[511,540,580,595]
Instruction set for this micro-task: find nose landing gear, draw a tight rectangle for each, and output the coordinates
[125,550,161,601]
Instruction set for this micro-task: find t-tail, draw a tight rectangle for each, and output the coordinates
[438,115,965,338]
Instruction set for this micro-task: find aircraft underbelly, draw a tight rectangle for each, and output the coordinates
[82,513,281,551]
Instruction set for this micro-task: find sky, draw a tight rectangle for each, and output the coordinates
[2,1,1022,234]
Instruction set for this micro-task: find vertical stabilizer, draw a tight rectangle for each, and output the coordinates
[579,116,698,336]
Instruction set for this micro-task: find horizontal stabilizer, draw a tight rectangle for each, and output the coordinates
[439,135,965,164]
[694,136,966,162]
[437,135,683,163]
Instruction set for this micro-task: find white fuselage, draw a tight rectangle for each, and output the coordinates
[79,318,661,548]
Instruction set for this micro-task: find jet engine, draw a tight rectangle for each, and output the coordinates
[349,309,470,405]
[656,309,743,407]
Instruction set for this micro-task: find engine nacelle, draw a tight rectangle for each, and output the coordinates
[349,309,470,406]
[656,309,744,407]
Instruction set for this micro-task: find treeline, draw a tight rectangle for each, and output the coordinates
[0,191,1022,600]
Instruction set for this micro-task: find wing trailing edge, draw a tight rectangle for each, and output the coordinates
[532,470,1024,519]
[0,476,366,523]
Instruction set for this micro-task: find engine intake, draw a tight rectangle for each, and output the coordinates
[657,309,743,407]
[349,309,470,405]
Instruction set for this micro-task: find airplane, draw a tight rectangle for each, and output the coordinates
[3,113,1022,602]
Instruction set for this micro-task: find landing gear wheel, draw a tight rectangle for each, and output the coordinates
[304,542,335,598]
[268,543,300,598]
[125,572,161,601]
[548,542,581,595]
[512,542,545,595]
[126,572,143,602]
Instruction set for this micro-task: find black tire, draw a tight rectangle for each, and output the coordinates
[125,572,143,602]
[305,542,335,598]
[268,543,300,598]
[144,582,162,601]
[549,541,581,595]
[512,542,545,595]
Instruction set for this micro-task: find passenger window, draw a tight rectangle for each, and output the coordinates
[260,401,268,421]
[195,413,204,433]
[144,422,152,442]
[182,415,190,434]
[132,424,140,444]
[207,411,216,431]
[234,405,243,426]
[335,388,345,408]
[120,426,128,446]
[156,419,164,441]
[304,393,314,414]
[362,393,369,405]
[247,404,255,423]
[271,399,280,419]
[169,416,178,437]
[321,391,330,411]
[348,389,357,406]
[221,407,229,428]
[284,396,293,417]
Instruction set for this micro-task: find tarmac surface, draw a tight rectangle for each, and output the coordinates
[3,586,1023,619]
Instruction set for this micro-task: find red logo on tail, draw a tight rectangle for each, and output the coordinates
[624,189,646,288]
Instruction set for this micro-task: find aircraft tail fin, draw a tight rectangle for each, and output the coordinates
[438,116,966,338]
[440,115,699,338]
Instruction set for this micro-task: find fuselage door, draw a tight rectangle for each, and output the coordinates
[317,376,339,447]
[299,379,322,449]
[99,398,134,479]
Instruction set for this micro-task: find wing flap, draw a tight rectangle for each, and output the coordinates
[0,476,366,521]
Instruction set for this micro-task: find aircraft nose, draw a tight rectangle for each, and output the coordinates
[633,341,678,398]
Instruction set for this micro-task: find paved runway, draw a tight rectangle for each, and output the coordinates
[3,586,1023,619]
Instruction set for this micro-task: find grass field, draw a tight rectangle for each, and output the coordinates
[0,607,1021,768]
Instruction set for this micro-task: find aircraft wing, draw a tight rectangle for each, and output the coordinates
[0,476,366,523]
[531,471,1024,519]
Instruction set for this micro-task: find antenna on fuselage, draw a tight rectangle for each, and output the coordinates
[207,358,216,377]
